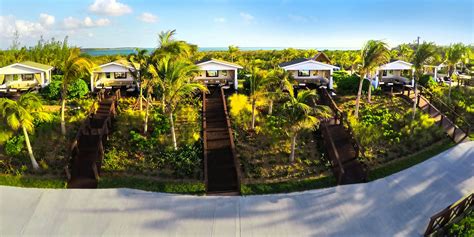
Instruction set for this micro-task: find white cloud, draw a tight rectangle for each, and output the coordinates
[89,0,132,16]
[213,17,226,23]
[0,15,45,38]
[63,16,110,29]
[39,13,55,26]
[288,14,317,23]
[240,12,254,22]
[137,12,158,23]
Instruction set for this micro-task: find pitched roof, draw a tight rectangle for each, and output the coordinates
[312,52,331,63]
[279,58,339,70]
[195,58,243,69]
[19,61,53,71]
[379,60,413,70]
[278,58,309,67]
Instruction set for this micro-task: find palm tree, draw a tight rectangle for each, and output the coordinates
[58,48,93,135]
[153,30,197,60]
[247,67,271,129]
[411,42,437,121]
[228,45,239,62]
[266,69,294,115]
[127,48,150,111]
[0,93,52,170]
[148,56,208,150]
[354,40,390,118]
[349,52,361,75]
[282,88,326,162]
[445,43,468,98]
[398,43,414,61]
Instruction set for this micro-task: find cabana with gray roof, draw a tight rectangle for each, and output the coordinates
[0,61,53,94]
[279,58,339,89]
[375,60,414,88]
[195,59,243,90]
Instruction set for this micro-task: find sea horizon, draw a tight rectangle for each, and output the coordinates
[81,46,360,56]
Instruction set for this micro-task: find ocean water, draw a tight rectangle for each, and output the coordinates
[81,47,356,56]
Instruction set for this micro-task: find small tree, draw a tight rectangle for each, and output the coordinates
[266,69,294,115]
[354,40,390,117]
[445,43,468,98]
[411,42,437,122]
[127,48,150,111]
[247,67,271,130]
[282,88,327,162]
[228,45,239,62]
[0,93,52,170]
[58,48,93,135]
[149,56,208,150]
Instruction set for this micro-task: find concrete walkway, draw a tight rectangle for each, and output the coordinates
[1,142,473,237]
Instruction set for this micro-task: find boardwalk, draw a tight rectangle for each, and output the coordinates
[402,91,470,143]
[67,92,118,188]
[318,88,367,184]
[203,86,239,195]
[1,142,472,236]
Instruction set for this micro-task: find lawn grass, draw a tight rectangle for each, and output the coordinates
[0,175,67,189]
[98,175,206,195]
[241,176,336,195]
[368,140,455,181]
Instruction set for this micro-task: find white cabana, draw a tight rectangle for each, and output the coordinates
[90,62,137,92]
[375,60,414,88]
[0,61,54,93]
[279,59,340,89]
[195,59,243,90]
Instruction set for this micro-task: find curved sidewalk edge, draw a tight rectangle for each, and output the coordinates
[1,142,473,236]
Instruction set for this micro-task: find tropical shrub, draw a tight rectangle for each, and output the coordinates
[228,93,253,130]
[419,75,436,88]
[333,71,370,94]
[4,135,25,157]
[40,75,62,100]
[41,75,89,100]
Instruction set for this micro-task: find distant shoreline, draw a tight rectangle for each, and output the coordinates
[81,47,359,56]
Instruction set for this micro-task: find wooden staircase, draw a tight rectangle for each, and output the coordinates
[203,86,240,195]
[400,86,471,143]
[318,88,367,185]
[66,90,120,188]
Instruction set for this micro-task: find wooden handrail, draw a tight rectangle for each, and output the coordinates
[202,91,208,192]
[424,193,473,236]
[220,87,241,192]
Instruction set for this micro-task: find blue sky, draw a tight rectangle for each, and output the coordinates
[0,0,472,49]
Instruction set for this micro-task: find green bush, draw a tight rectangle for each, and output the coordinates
[40,75,62,100]
[419,75,437,88]
[333,71,370,95]
[98,176,205,194]
[157,144,202,178]
[447,211,473,236]
[0,175,66,188]
[40,75,89,100]
[68,78,89,99]
[5,135,25,157]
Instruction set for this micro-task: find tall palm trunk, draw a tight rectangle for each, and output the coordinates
[22,126,39,170]
[139,86,143,111]
[170,112,177,150]
[60,98,66,135]
[289,133,297,163]
[144,98,149,134]
[251,98,256,129]
[367,79,372,103]
[354,74,365,118]
[268,99,273,115]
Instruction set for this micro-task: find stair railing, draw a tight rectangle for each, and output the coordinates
[220,86,241,193]
[202,90,209,192]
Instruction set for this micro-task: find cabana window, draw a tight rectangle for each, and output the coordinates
[105,73,111,79]
[206,70,218,77]
[114,72,127,79]
[221,70,228,77]
[298,70,310,77]
[22,74,34,81]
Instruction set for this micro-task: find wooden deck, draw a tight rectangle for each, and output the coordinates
[318,88,367,185]
[67,91,120,188]
[203,86,240,195]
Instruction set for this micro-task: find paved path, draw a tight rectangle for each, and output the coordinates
[1,142,473,236]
